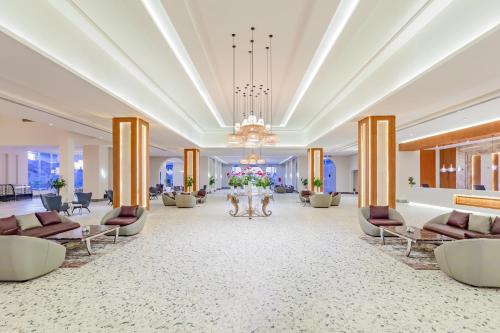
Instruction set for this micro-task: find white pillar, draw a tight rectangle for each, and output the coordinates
[83,145,109,198]
[59,136,75,202]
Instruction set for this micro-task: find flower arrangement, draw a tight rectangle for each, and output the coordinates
[229,176,242,188]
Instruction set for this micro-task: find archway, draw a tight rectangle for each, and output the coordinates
[323,158,336,193]
[158,157,184,190]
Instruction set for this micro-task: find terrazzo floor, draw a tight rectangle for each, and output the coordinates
[1,192,499,332]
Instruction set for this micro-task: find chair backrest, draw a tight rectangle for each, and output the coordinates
[44,195,63,211]
[75,192,92,206]
[106,190,113,201]
[473,184,486,190]
[149,186,156,194]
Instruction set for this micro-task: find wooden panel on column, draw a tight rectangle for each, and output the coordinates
[184,148,200,192]
[439,148,456,189]
[358,116,396,208]
[493,153,499,191]
[307,148,323,192]
[112,117,150,209]
[471,154,481,189]
[420,149,436,187]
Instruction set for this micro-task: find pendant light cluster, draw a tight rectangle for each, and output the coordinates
[227,27,278,151]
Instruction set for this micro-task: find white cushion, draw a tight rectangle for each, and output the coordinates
[468,214,492,234]
[16,214,42,231]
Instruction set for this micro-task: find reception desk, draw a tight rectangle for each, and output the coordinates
[407,187,500,214]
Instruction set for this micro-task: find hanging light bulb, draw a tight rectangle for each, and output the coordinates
[440,164,447,173]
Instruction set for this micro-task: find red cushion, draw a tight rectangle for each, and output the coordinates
[35,211,62,226]
[446,210,470,229]
[369,205,389,219]
[105,216,138,226]
[368,219,403,227]
[0,215,19,235]
[301,190,311,196]
[19,222,80,238]
[119,205,138,217]
[464,231,500,239]
[491,217,500,235]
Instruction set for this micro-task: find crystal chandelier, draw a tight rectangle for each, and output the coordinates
[227,27,278,147]
[239,147,266,165]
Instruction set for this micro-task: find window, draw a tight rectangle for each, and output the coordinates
[165,163,174,187]
[74,152,84,191]
[27,151,84,191]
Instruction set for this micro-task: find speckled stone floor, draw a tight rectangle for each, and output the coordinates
[1,192,499,332]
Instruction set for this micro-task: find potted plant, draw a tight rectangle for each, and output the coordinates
[300,177,308,189]
[408,176,416,187]
[186,176,194,193]
[262,176,271,193]
[209,176,216,192]
[256,177,264,194]
[228,176,240,193]
[50,177,66,195]
[313,177,322,193]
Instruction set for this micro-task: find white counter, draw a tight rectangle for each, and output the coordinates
[407,187,500,215]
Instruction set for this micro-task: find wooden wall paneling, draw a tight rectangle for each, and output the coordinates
[471,154,481,188]
[420,149,436,187]
[493,153,499,191]
[454,194,500,210]
[439,148,456,189]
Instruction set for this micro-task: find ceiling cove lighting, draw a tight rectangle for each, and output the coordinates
[280,0,359,127]
[308,1,499,145]
[400,117,500,144]
[142,0,226,127]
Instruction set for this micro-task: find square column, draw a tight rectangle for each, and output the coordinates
[112,117,150,209]
[358,116,396,208]
[307,148,323,192]
[59,136,75,203]
[184,148,200,192]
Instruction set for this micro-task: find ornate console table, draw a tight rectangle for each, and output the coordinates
[227,192,273,219]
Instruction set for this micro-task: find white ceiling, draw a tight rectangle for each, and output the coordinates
[1,0,500,161]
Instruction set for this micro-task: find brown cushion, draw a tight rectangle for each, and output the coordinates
[464,231,500,239]
[105,216,138,226]
[119,205,138,217]
[369,205,389,219]
[424,223,473,239]
[491,217,500,235]
[35,211,61,226]
[368,219,403,227]
[0,215,19,235]
[301,190,311,196]
[19,222,80,238]
[196,190,206,197]
[446,210,470,229]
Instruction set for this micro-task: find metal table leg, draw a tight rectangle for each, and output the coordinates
[85,239,92,255]
[380,228,385,245]
[406,239,413,257]
[114,228,119,243]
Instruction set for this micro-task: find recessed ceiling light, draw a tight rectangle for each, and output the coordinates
[49,123,54,126]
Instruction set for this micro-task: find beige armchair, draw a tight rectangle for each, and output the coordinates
[310,194,332,208]
[162,193,176,206]
[0,236,66,281]
[435,239,500,287]
[100,207,148,236]
[175,194,197,208]
[358,207,405,236]
[331,193,341,206]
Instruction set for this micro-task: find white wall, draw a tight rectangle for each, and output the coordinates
[397,150,420,200]
[0,147,29,185]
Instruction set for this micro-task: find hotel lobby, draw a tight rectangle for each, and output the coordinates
[1,1,500,332]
